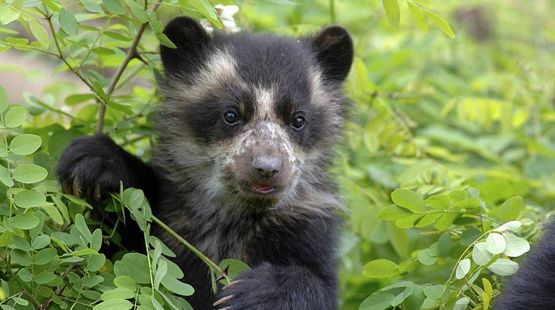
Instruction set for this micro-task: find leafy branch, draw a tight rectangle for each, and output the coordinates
[96,1,161,134]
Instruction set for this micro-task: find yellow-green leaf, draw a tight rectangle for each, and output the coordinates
[424,10,455,39]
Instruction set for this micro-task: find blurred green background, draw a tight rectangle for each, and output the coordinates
[1,0,555,309]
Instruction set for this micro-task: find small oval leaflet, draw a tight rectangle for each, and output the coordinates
[503,232,530,257]
[13,164,48,184]
[10,214,40,230]
[362,259,400,279]
[487,258,519,276]
[485,232,506,255]
[455,258,471,279]
[9,134,42,156]
[13,189,46,209]
[5,106,27,128]
[472,242,493,266]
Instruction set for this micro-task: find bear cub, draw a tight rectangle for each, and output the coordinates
[57,16,353,310]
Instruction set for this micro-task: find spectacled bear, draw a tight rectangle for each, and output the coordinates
[57,16,353,310]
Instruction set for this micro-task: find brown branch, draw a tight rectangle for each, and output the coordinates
[44,14,103,103]
[95,1,162,134]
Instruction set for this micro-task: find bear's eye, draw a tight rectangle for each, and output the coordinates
[291,113,306,131]
[223,110,239,125]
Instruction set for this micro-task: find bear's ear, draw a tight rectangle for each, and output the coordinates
[311,26,353,82]
[160,16,211,75]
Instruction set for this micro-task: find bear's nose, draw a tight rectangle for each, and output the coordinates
[252,155,281,178]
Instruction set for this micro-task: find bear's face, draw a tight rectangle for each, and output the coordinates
[156,17,353,209]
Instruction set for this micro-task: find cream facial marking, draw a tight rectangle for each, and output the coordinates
[254,86,276,120]
[308,65,327,106]
[163,49,240,103]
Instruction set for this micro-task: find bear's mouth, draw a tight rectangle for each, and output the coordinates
[251,183,276,194]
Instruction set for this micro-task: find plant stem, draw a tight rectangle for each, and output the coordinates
[95,1,161,134]
[44,13,100,101]
[151,215,231,283]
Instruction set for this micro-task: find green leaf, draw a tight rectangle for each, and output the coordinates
[0,140,7,157]
[486,232,506,255]
[87,254,106,272]
[74,214,92,242]
[93,299,133,310]
[0,85,7,112]
[360,291,395,310]
[382,0,400,27]
[503,232,530,257]
[362,259,400,279]
[114,253,151,284]
[122,188,152,230]
[35,248,57,265]
[0,166,14,187]
[423,10,455,39]
[407,1,428,31]
[18,268,33,282]
[92,47,115,55]
[472,242,493,266]
[102,0,124,15]
[482,278,493,310]
[423,285,443,299]
[219,259,250,281]
[0,6,19,25]
[454,297,470,310]
[90,228,103,251]
[391,189,425,213]
[81,0,104,13]
[31,235,50,250]
[43,204,64,225]
[101,287,134,301]
[114,276,136,291]
[28,19,49,48]
[187,0,222,29]
[156,33,177,49]
[487,258,518,276]
[161,276,195,297]
[35,271,55,284]
[377,205,411,220]
[14,190,46,208]
[13,164,48,184]
[496,221,522,232]
[59,8,79,36]
[415,213,441,228]
[127,1,148,23]
[9,134,42,155]
[460,228,481,246]
[417,248,437,266]
[455,258,470,279]
[498,197,524,222]
[154,259,167,290]
[11,214,40,230]
[390,286,413,307]
[5,106,27,128]
[51,195,70,223]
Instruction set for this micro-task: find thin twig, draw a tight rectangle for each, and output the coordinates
[44,13,98,97]
[95,1,161,134]
[151,215,231,283]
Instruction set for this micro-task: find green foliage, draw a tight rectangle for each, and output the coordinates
[1,0,554,310]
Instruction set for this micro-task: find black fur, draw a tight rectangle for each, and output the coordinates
[494,221,555,309]
[57,16,353,310]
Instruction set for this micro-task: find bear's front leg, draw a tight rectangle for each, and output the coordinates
[214,262,336,310]
[57,134,159,204]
